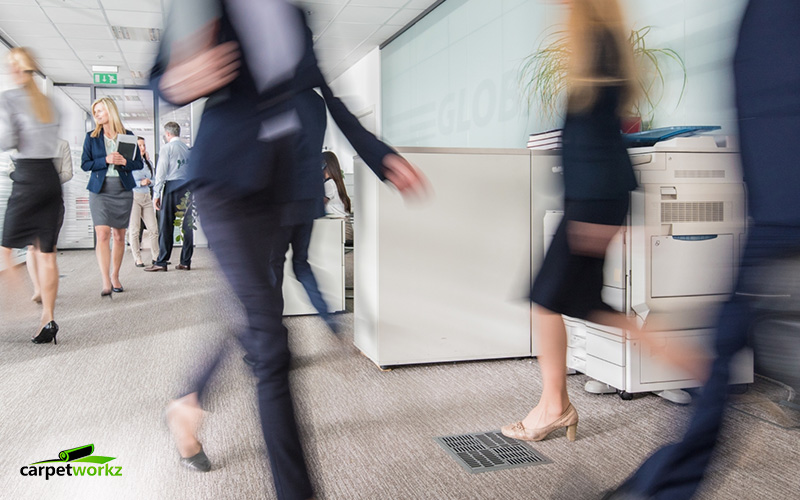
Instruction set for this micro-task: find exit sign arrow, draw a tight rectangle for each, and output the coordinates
[93,73,118,85]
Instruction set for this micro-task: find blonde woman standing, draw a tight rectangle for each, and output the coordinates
[501,0,638,442]
[0,48,63,344]
[81,97,143,296]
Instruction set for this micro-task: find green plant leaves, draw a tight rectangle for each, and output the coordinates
[519,25,687,130]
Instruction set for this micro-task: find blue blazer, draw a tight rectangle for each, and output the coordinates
[81,129,143,193]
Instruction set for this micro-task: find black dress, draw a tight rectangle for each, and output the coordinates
[530,29,637,319]
[2,158,63,252]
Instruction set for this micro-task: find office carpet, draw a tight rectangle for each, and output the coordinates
[0,249,797,500]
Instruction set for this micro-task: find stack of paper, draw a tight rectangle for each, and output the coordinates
[527,129,562,150]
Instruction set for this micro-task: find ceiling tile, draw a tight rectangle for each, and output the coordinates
[386,8,425,27]
[0,4,48,22]
[57,23,114,39]
[299,2,343,22]
[0,21,60,38]
[38,0,101,9]
[337,5,396,25]
[351,0,408,7]
[104,10,163,29]
[322,22,380,39]
[75,49,124,63]
[405,0,440,8]
[43,6,106,25]
[4,36,71,50]
[100,0,162,13]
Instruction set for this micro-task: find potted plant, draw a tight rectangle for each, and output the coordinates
[519,26,687,131]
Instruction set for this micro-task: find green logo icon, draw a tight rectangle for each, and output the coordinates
[21,444,122,479]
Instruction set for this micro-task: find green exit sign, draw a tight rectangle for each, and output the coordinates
[93,73,118,84]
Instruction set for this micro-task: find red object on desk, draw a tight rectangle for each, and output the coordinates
[621,116,642,133]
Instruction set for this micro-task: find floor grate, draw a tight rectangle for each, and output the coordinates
[435,431,551,474]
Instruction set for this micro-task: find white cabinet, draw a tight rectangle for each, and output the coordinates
[354,148,562,367]
[283,217,346,316]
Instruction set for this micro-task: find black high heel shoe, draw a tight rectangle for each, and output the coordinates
[101,289,112,298]
[32,321,58,345]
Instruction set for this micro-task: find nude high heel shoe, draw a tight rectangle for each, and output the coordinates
[501,403,579,442]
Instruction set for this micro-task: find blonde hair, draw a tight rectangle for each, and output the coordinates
[90,97,126,138]
[565,0,637,115]
[7,47,54,124]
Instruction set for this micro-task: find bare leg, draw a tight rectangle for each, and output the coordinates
[166,392,203,458]
[521,306,571,429]
[0,246,32,325]
[95,225,112,292]
[34,248,58,329]
[26,245,41,303]
[110,228,126,289]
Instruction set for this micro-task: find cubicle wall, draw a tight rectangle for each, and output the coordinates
[354,148,562,367]
[282,217,346,316]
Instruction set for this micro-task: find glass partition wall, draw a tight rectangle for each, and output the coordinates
[0,66,200,255]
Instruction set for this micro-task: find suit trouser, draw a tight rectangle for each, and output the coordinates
[620,224,800,499]
[128,191,159,263]
[272,222,330,320]
[190,189,313,500]
[156,183,193,267]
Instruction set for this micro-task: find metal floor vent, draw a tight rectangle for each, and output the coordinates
[435,431,551,474]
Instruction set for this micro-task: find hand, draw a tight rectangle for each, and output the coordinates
[382,154,430,200]
[154,198,162,211]
[567,221,621,258]
[141,178,152,186]
[159,20,241,105]
[105,152,126,166]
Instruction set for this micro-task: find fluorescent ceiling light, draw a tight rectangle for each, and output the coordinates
[92,65,119,73]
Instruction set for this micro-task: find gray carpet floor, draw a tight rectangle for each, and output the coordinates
[1,248,798,500]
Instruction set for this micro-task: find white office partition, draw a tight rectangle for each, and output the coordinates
[283,217,346,316]
[355,148,561,367]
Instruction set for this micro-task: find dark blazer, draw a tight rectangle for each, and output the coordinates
[149,4,393,214]
[561,29,636,201]
[734,0,800,226]
[81,129,143,193]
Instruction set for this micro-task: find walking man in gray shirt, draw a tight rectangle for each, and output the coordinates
[145,122,192,272]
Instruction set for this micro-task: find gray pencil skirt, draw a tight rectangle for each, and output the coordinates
[89,177,133,229]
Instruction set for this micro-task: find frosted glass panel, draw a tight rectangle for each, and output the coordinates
[382,0,748,149]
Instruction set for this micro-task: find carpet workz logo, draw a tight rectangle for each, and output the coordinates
[20,444,122,480]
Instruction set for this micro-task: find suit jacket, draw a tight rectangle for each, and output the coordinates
[150,2,393,220]
[734,0,800,226]
[81,129,144,193]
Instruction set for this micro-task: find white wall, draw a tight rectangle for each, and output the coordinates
[380,0,749,148]
[323,47,382,179]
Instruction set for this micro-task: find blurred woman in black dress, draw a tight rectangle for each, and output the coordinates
[0,48,63,344]
[501,0,638,442]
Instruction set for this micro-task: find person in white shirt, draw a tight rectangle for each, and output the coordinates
[322,151,350,215]
[323,151,353,245]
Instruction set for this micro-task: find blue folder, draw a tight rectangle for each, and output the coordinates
[623,126,721,147]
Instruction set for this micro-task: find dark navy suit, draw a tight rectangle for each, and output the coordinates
[152,4,396,499]
[80,129,143,193]
[613,2,800,498]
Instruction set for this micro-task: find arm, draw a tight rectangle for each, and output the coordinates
[114,131,144,172]
[320,81,427,197]
[323,179,336,205]
[80,135,109,172]
[0,94,19,152]
[57,139,73,184]
[153,144,169,202]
